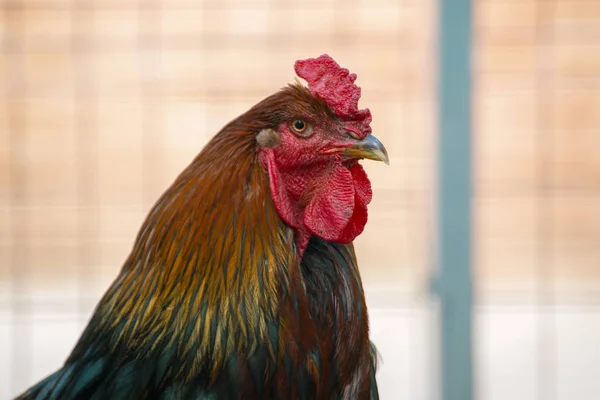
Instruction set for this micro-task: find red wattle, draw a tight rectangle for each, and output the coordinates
[303,164,355,242]
[335,164,371,243]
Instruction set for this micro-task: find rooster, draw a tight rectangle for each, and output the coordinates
[16,54,388,400]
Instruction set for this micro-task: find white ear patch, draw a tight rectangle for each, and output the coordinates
[256,128,280,148]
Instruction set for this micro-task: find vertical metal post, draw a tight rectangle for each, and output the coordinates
[433,0,474,400]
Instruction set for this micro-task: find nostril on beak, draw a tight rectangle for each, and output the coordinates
[346,131,360,140]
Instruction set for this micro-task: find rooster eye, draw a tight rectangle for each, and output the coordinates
[291,120,312,136]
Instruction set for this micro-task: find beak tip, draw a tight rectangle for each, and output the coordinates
[375,149,390,165]
[377,147,390,166]
[340,134,390,165]
[368,135,390,166]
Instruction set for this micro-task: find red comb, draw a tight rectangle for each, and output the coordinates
[294,54,372,139]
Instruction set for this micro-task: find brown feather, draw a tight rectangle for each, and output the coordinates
[16,83,379,399]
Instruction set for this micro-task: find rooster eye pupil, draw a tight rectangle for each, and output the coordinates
[293,120,306,132]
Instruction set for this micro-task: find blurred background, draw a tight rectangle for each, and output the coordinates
[1,0,599,399]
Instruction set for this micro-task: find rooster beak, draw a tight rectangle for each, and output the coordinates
[342,134,390,165]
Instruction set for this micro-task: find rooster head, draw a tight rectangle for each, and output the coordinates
[252,54,389,253]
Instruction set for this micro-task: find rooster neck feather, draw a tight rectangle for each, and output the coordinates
[17,60,380,399]
[72,123,300,381]
[18,93,380,400]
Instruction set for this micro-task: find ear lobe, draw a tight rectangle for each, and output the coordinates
[256,129,280,148]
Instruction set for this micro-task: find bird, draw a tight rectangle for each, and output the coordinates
[16,53,389,400]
